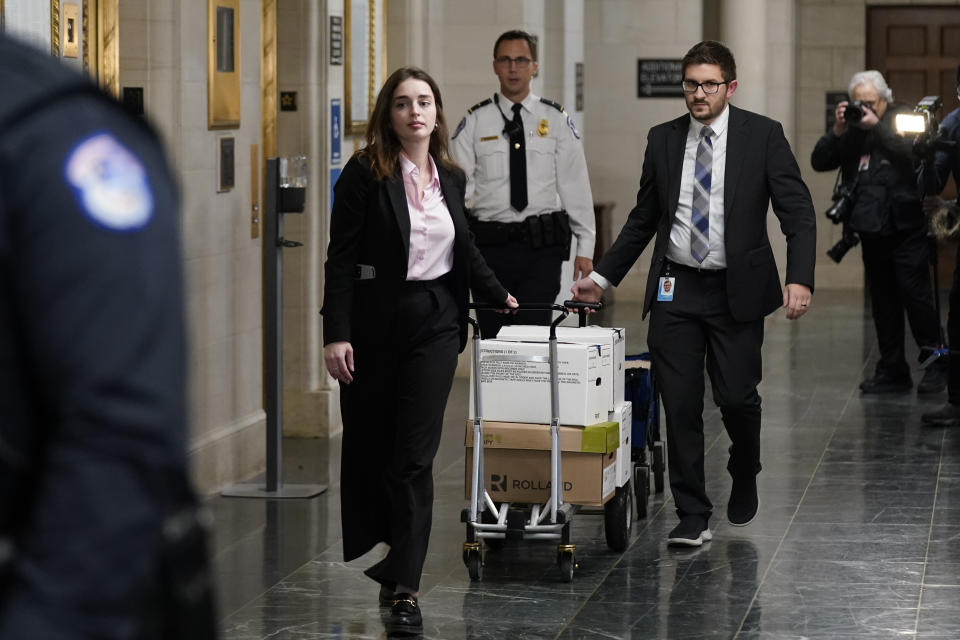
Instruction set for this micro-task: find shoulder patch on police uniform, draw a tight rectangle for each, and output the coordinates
[467,98,493,114]
[65,132,155,232]
[566,114,581,140]
[452,117,466,140]
[540,97,564,113]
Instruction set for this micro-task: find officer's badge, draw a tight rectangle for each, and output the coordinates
[566,115,581,140]
[537,119,549,137]
[452,117,466,140]
[64,133,154,232]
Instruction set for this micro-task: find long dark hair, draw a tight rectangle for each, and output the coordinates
[359,66,455,180]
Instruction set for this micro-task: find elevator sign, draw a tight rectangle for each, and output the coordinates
[637,59,684,98]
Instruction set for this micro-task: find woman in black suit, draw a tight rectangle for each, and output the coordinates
[321,66,516,635]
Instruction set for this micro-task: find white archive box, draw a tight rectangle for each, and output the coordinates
[609,401,633,487]
[495,325,625,411]
[469,339,608,426]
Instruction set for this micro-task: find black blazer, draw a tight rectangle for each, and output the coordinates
[596,104,817,322]
[321,153,507,352]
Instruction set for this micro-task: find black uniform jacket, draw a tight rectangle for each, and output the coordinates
[322,154,507,351]
[596,105,817,322]
[0,34,186,640]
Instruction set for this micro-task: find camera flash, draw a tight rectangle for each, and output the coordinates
[895,113,926,135]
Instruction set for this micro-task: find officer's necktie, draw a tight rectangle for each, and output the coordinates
[509,103,528,211]
[690,126,714,263]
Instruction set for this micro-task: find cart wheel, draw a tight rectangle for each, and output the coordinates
[557,548,576,583]
[481,509,504,551]
[633,464,650,520]
[464,547,483,582]
[652,440,665,494]
[604,479,634,552]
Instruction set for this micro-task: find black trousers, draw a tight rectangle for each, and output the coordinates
[860,227,940,378]
[339,279,459,591]
[948,245,960,403]
[475,240,567,338]
[647,263,763,521]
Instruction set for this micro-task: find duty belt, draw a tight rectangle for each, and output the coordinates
[468,210,572,251]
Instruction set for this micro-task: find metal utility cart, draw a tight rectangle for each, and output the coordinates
[461,302,633,583]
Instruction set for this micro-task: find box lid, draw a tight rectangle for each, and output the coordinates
[465,420,619,453]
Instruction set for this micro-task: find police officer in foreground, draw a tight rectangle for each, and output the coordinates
[451,29,596,336]
[0,34,214,639]
[811,70,946,395]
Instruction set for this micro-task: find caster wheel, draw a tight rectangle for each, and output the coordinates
[557,549,576,583]
[633,464,650,520]
[604,479,634,551]
[652,440,666,494]
[465,548,483,581]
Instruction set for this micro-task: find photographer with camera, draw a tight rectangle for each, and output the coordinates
[811,70,946,394]
[920,64,960,425]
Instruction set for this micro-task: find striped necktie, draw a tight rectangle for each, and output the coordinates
[690,126,714,264]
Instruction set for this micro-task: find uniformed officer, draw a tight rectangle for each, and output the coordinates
[0,34,213,639]
[451,29,596,336]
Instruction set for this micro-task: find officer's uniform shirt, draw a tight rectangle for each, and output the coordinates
[450,91,596,258]
[0,34,185,640]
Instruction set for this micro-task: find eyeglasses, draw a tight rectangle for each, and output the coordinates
[495,56,533,69]
[681,80,729,95]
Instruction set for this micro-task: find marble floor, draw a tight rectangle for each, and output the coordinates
[211,290,960,639]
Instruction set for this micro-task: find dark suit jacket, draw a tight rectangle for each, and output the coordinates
[321,153,507,352]
[596,104,817,322]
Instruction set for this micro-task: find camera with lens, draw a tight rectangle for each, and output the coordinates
[843,100,869,124]
[824,181,856,224]
[826,229,860,264]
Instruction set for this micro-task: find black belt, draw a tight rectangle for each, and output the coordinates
[402,273,452,289]
[469,211,572,250]
[665,259,726,275]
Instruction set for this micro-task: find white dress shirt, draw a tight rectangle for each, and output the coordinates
[666,105,729,269]
[450,91,596,258]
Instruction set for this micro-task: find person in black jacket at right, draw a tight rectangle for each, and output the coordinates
[811,70,946,394]
[921,63,960,425]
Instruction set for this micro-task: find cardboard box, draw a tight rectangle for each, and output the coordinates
[609,401,633,487]
[470,339,608,426]
[495,326,625,411]
[464,420,619,506]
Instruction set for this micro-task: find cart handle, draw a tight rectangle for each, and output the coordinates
[467,301,602,336]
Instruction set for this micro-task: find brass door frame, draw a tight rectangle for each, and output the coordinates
[50,0,118,97]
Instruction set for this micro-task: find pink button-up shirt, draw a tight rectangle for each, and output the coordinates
[400,153,455,281]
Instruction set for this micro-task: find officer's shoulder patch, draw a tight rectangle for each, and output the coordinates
[451,117,466,140]
[566,114,581,140]
[64,132,155,232]
[539,97,564,113]
[467,98,493,114]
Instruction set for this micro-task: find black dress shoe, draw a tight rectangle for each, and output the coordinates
[385,593,422,636]
[859,371,912,394]
[667,515,712,547]
[727,475,759,526]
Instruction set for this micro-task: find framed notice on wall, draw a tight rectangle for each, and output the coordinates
[208,0,241,129]
[344,0,386,135]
